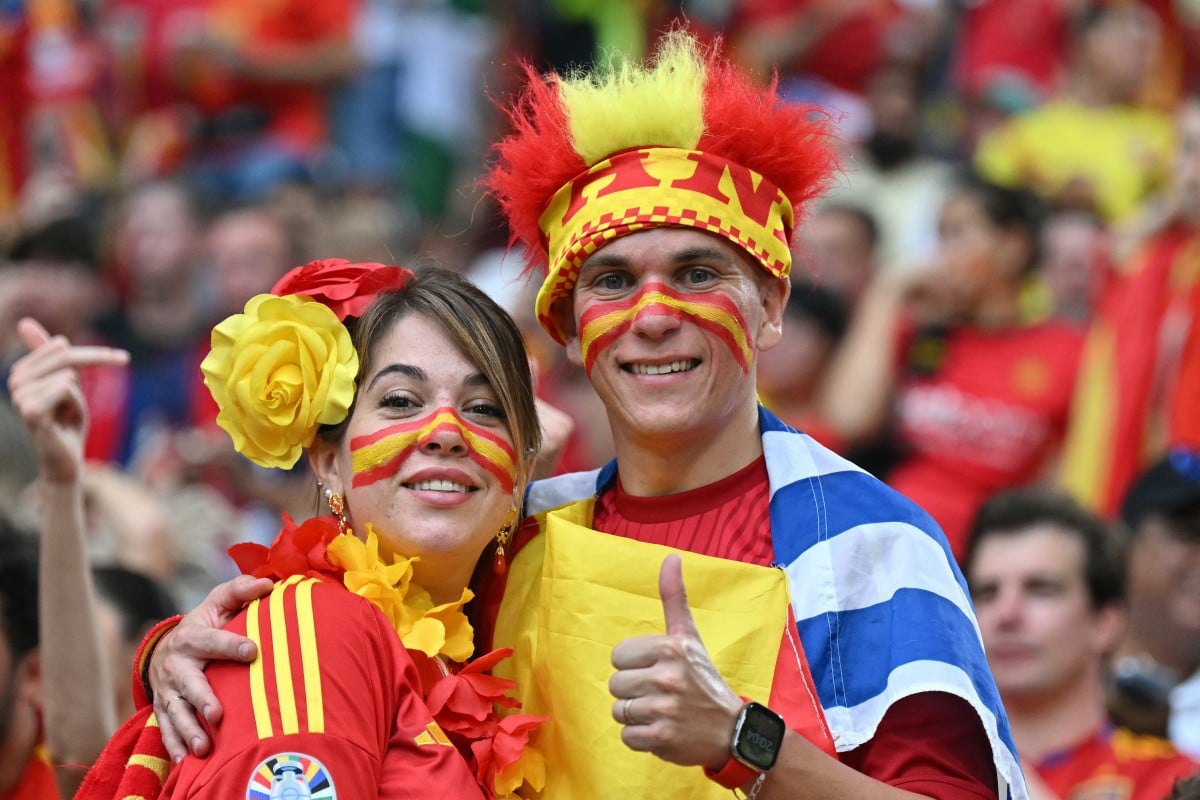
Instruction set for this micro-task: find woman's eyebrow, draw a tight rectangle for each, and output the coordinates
[366,363,425,393]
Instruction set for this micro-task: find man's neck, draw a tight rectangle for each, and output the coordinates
[1006,678,1109,764]
[610,402,763,496]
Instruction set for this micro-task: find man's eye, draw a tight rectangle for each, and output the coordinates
[684,267,714,285]
[598,273,627,291]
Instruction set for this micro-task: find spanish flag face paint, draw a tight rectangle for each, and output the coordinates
[349,408,516,494]
[577,282,753,376]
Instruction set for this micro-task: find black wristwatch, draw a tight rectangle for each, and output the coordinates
[732,701,786,771]
[705,699,786,789]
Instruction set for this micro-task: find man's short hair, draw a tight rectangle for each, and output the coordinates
[965,487,1125,609]
[1120,448,1200,537]
[0,515,39,660]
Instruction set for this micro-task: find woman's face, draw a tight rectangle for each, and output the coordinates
[934,192,1012,314]
[311,313,517,601]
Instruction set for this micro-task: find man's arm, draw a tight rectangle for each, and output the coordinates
[8,318,129,796]
[610,556,1000,800]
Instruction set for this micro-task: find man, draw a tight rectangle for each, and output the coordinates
[0,517,59,800]
[966,488,1196,799]
[1109,449,1200,759]
[147,31,1024,799]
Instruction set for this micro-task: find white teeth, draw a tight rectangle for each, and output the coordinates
[630,360,695,375]
[407,479,470,492]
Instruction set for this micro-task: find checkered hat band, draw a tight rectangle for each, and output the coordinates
[535,148,794,342]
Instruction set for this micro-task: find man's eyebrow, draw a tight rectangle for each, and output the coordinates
[671,245,731,264]
[579,252,631,273]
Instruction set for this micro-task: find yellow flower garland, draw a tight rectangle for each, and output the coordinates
[326,526,475,663]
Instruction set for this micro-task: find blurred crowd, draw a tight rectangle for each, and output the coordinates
[0,0,1199,797]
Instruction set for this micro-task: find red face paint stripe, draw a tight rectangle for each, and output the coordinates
[350,410,516,492]
[578,285,753,374]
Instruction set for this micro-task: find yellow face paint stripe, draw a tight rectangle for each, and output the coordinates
[295,578,324,733]
[272,575,303,735]
[579,288,752,373]
[247,596,272,739]
[351,410,516,492]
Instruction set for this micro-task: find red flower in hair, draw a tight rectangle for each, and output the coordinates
[228,513,343,582]
[272,258,413,321]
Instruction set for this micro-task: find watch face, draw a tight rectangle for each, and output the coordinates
[733,702,785,771]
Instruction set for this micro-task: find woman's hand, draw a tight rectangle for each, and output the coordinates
[151,575,274,761]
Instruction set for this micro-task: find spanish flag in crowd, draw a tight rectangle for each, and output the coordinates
[1061,222,1200,516]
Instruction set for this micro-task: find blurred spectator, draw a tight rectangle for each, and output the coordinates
[821,62,957,274]
[91,180,213,468]
[820,172,1083,557]
[1059,93,1200,515]
[757,280,849,451]
[974,3,1174,223]
[0,214,114,372]
[0,0,114,232]
[1172,772,1200,800]
[1038,209,1110,326]
[0,516,61,799]
[205,204,296,318]
[170,0,359,204]
[792,202,879,308]
[966,487,1197,800]
[1108,450,1200,759]
[92,566,178,722]
[952,0,1079,114]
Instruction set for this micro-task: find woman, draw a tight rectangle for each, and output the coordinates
[18,260,548,799]
[819,172,1085,559]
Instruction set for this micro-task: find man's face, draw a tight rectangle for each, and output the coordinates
[561,228,786,448]
[969,524,1121,704]
[1127,514,1200,642]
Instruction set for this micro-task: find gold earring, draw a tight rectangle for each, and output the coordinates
[493,505,519,576]
[326,489,351,537]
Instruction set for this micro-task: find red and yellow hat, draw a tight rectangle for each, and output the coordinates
[485,30,840,343]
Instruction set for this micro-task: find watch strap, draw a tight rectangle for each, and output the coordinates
[703,696,761,790]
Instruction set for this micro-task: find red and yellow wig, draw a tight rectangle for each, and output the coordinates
[484,30,840,342]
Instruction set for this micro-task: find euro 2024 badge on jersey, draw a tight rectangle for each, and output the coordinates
[246,752,335,800]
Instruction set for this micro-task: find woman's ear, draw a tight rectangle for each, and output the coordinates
[307,437,342,493]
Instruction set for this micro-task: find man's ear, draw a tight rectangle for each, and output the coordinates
[1094,602,1128,658]
[15,648,41,708]
[551,299,585,369]
[755,275,790,352]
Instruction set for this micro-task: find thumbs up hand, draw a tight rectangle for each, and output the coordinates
[609,554,743,769]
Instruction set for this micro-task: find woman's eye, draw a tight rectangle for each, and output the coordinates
[465,402,506,420]
[381,393,416,410]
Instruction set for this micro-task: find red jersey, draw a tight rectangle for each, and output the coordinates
[888,321,1084,558]
[0,740,60,800]
[163,575,482,799]
[594,457,998,799]
[1036,726,1198,800]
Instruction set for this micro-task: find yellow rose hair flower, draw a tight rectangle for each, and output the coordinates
[201,293,359,469]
